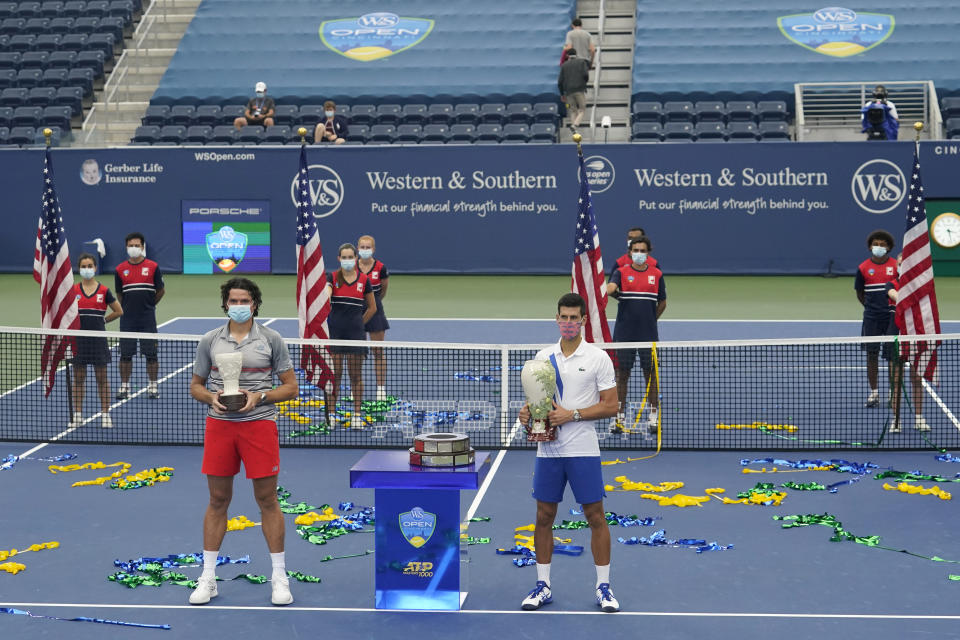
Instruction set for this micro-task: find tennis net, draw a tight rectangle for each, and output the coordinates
[1,326,958,451]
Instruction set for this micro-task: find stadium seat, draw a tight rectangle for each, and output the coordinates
[663,101,695,123]
[344,104,371,126]
[474,138,500,145]
[24,18,50,35]
[448,123,476,143]
[0,87,27,107]
[759,121,790,140]
[367,124,396,144]
[375,104,401,125]
[297,104,323,125]
[131,125,159,143]
[48,16,74,33]
[0,3,14,19]
[263,125,289,143]
[663,121,694,140]
[7,35,37,52]
[945,117,960,138]
[40,1,64,17]
[47,51,78,69]
[758,100,788,121]
[694,121,725,140]
[0,17,25,35]
[142,104,169,125]
[15,69,42,88]
[108,0,133,20]
[695,100,726,123]
[502,123,530,142]
[0,69,15,90]
[506,102,533,125]
[83,0,110,16]
[53,86,82,115]
[530,122,556,141]
[167,104,195,125]
[194,104,221,126]
[726,101,757,122]
[427,103,453,125]
[17,1,42,17]
[98,15,126,40]
[271,104,297,126]
[66,68,94,95]
[727,121,759,140]
[219,104,244,125]
[157,124,186,143]
[421,124,449,143]
[72,16,99,34]
[454,103,480,125]
[87,32,116,58]
[41,105,71,131]
[395,124,422,143]
[33,34,63,52]
[0,52,20,70]
[476,123,502,141]
[236,126,264,144]
[28,87,56,105]
[479,103,505,124]
[401,104,427,125]
[0,106,11,126]
[7,125,34,145]
[58,34,89,52]
[631,121,662,141]
[345,124,368,143]
[533,102,559,124]
[631,101,662,123]
[61,1,84,17]
[941,97,960,120]
[209,125,237,144]
[74,50,106,77]
[20,52,49,69]
[0,125,7,143]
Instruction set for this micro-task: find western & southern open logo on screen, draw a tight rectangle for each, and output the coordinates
[777,7,894,57]
[289,164,344,218]
[399,506,436,548]
[205,226,248,273]
[320,12,434,62]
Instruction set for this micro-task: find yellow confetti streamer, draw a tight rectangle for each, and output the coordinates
[882,482,952,500]
[640,493,711,507]
[226,515,261,531]
[741,466,833,474]
[0,541,59,562]
[715,491,788,506]
[716,422,797,432]
[514,533,535,550]
[294,507,337,525]
[1,562,26,575]
[514,524,535,532]
[48,461,133,487]
[110,467,174,490]
[606,477,684,493]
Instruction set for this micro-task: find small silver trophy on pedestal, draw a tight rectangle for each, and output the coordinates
[214,352,247,412]
[521,359,557,442]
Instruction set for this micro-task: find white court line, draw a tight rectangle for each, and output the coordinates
[463,448,510,524]
[2,602,960,619]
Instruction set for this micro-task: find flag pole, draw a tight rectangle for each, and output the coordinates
[573,132,583,157]
[298,127,307,145]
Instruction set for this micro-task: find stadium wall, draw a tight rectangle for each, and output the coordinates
[5,141,960,276]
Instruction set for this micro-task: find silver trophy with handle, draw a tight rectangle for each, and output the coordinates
[214,352,247,412]
[521,359,557,442]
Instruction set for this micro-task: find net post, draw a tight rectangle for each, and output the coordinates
[891,337,904,432]
[64,357,74,418]
[499,346,510,447]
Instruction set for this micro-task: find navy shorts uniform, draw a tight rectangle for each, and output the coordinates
[360,259,390,333]
[855,258,898,360]
[328,271,371,355]
[533,456,605,505]
[73,282,114,367]
[610,263,666,371]
[115,258,163,362]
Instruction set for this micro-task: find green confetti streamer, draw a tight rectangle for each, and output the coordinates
[781,481,827,491]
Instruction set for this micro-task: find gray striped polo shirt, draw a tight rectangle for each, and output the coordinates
[193,321,294,422]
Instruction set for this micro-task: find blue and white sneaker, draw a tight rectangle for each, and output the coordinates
[521,581,553,610]
[596,582,620,612]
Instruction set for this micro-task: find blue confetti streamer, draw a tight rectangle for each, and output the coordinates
[1,607,169,630]
[740,458,877,475]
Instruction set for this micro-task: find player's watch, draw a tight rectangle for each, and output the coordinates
[573,409,582,422]
[258,391,267,405]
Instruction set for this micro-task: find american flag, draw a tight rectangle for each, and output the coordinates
[294,144,334,393]
[895,148,941,381]
[570,152,612,344]
[34,148,79,396]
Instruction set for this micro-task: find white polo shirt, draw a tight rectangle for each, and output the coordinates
[534,339,616,458]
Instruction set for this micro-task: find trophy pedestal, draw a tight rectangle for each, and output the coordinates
[219,393,246,412]
[350,450,492,610]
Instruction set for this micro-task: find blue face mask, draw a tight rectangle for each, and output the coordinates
[325,110,335,118]
[632,251,648,265]
[227,304,252,323]
[340,259,356,270]
[871,245,888,258]
[358,249,373,260]
[79,267,96,280]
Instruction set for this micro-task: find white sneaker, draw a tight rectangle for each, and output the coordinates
[68,412,82,427]
[101,414,113,429]
[521,581,552,610]
[596,583,620,612]
[864,389,879,408]
[188,575,218,605]
[647,410,659,434]
[147,383,159,399]
[271,575,293,605]
[116,384,130,400]
[376,386,387,402]
[888,421,901,434]
[915,416,931,431]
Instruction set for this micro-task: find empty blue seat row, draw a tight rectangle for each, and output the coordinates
[0,50,106,76]
[632,100,790,124]
[0,85,83,115]
[0,124,64,145]
[941,97,960,120]
[0,0,136,19]
[0,33,116,62]
[0,67,98,94]
[631,121,790,142]
[0,104,72,129]
[130,123,558,146]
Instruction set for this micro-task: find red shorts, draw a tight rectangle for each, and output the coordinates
[202,416,280,479]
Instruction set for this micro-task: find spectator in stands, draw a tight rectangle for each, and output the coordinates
[234,81,275,130]
[861,85,899,141]
[357,234,389,401]
[115,232,164,400]
[69,252,122,429]
[188,277,299,607]
[564,18,595,67]
[313,101,348,144]
[558,49,589,132]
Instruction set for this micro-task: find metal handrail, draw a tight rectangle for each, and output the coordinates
[587,0,605,140]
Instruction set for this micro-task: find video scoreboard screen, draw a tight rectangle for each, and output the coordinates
[181,200,271,274]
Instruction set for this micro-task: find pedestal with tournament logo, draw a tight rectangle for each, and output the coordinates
[350,450,491,610]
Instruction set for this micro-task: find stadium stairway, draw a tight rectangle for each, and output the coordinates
[77,0,198,146]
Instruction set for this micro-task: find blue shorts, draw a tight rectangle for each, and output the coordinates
[861,314,896,359]
[533,456,605,505]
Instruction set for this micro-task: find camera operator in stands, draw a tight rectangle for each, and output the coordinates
[234,81,275,131]
[313,100,349,145]
[861,85,899,141]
